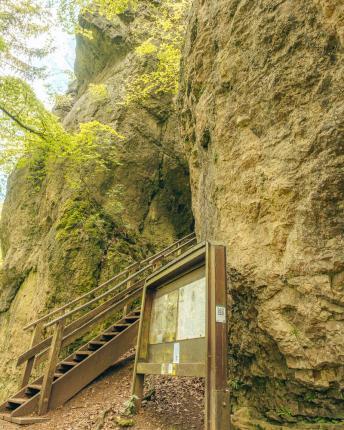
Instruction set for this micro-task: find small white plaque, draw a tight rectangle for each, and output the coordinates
[216,305,226,323]
[173,343,180,364]
[161,363,176,375]
[161,363,169,375]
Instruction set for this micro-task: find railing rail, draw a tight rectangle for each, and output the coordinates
[17,232,197,413]
[24,232,195,331]
[44,266,150,328]
[17,279,145,366]
[18,282,144,368]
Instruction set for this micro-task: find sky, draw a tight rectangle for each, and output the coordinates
[32,25,76,108]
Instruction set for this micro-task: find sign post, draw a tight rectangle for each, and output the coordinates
[132,241,230,429]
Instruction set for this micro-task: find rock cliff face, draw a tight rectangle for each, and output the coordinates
[1,0,343,426]
[0,2,193,401]
[179,0,344,425]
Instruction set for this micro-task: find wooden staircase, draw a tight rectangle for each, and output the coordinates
[0,233,196,425]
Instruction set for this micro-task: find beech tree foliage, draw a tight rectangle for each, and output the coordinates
[0,1,122,187]
[0,77,122,186]
[0,0,189,193]
[0,0,52,79]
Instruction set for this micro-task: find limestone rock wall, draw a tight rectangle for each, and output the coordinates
[0,2,193,402]
[179,0,344,424]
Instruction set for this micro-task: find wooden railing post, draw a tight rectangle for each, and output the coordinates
[38,319,65,415]
[21,322,43,388]
[123,270,133,316]
[152,257,162,272]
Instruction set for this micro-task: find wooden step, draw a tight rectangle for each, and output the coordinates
[27,384,41,391]
[59,360,78,367]
[47,319,139,411]
[8,398,27,405]
[101,332,118,340]
[54,372,64,379]
[0,413,49,424]
[24,385,41,395]
[74,350,93,361]
[57,361,78,372]
[125,316,139,322]
[89,340,106,347]
[7,398,27,409]
[75,350,92,356]
[112,323,130,332]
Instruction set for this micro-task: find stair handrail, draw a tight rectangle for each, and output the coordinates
[44,264,152,328]
[17,279,145,367]
[24,232,195,331]
[138,232,195,265]
[15,233,198,404]
[44,235,197,328]
[18,235,197,368]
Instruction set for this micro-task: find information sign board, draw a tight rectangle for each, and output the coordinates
[132,242,230,430]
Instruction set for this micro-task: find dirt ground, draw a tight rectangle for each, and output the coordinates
[1,356,204,430]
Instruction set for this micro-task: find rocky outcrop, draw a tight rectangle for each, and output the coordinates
[179,0,344,425]
[0,2,193,401]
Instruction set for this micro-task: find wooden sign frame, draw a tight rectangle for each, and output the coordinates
[132,241,230,430]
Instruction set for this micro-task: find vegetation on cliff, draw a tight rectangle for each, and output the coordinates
[0,76,121,180]
[0,0,190,190]
[58,0,189,102]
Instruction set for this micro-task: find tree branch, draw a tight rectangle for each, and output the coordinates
[0,104,47,141]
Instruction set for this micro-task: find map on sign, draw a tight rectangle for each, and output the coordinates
[149,277,206,345]
[149,290,179,344]
[177,278,206,340]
